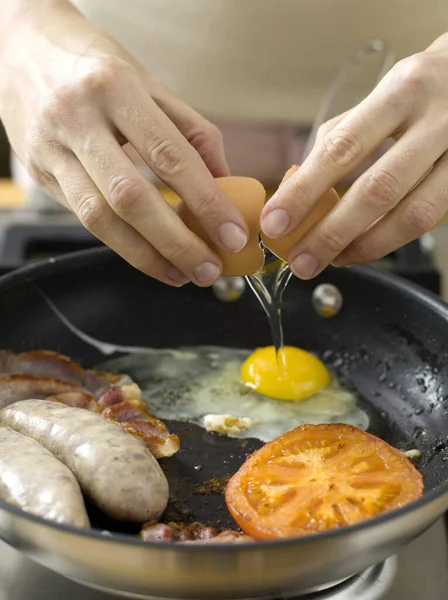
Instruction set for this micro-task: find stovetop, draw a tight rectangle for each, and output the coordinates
[0,519,446,600]
[0,210,442,296]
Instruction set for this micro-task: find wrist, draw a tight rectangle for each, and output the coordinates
[0,0,77,60]
[426,32,448,56]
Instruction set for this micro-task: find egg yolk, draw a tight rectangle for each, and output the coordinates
[241,346,331,401]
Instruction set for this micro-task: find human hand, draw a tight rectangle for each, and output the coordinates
[260,34,448,279]
[0,0,249,287]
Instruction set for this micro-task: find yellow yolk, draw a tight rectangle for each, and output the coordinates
[241,346,331,401]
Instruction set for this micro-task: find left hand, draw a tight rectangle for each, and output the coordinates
[260,33,448,279]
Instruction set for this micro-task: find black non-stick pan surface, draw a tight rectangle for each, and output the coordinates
[0,246,446,537]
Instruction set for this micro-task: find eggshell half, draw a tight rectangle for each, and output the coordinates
[177,168,339,277]
[261,165,340,262]
[177,176,266,277]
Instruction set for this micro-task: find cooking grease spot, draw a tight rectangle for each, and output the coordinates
[193,475,231,496]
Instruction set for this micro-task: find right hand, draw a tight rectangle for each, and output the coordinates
[0,1,249,287]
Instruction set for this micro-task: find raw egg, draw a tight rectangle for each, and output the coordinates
[176,166,340,276]
[241,345,331,401]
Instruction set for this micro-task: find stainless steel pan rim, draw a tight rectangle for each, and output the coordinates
[0,488,446,553]
[0,246,446,554]
[67,555,399,600]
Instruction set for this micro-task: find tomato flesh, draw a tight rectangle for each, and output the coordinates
[225,424,424,539]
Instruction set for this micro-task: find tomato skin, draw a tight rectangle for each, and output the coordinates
[225,424,424,540]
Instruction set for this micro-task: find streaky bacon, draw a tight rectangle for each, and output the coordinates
[0,350,85,385]
[101,401,151,422]
[0,375,92,408]
[46,392,101,413]
[119,421,179,459]
[101,401,180,459]
[96,385,125,408]
[140,521,253,544]
[185,531,254,544]
[0,350,180,458]
[0,350,130,396]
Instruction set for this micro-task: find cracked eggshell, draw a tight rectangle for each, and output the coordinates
[261,165,340,262]
[177,169,339,277]
[178,176,266,277]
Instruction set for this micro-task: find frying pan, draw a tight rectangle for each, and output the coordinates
[0,246,446,599]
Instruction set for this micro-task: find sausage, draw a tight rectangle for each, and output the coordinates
[0,426,90,528]
[0,399,169,522]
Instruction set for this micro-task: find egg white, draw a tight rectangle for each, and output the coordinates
[100,346,369,443]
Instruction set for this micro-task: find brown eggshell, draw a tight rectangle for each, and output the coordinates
[177,176,266,277]
[261,165,340,262]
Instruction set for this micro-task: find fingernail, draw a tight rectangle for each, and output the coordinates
[331,261,356,269]
[331,258,345,267]
[167,266,190,287]
[332,256,350,267]
[290,253,319,279]
[261,209,290,239]
[194,262,221,285]
[218,222,248,253]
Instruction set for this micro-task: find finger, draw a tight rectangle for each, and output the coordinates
[314,110,350,144]
[70,131,223,287]
[151,84,230,177]
[50,151,190,287]
[287,123,447,278]
[332,151,448,266]
[33,170,70,210]
[108,81,248,254]
[260,76,411,240]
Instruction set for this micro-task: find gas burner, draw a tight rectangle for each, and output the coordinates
[294,557,397,600]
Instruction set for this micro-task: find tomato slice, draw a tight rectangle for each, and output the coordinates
[225,424,424,539]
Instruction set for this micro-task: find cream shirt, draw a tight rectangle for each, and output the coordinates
[13,0,448,194]
[71,0,448,125]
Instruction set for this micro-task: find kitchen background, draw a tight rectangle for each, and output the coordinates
[0,125,10,177]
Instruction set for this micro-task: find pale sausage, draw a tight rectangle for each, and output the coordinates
[0,400,169,522]
[0,426,90,528]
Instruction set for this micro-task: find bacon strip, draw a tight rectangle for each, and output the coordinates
[101,400,149,421]
[0,350,130,396]
[119,421,179,459]
[46,392,101,413]
[140,521,253,544]
[184,532,254,544]
[0,350,85,385]
[0,375,91,408]
[0,350,180,458]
